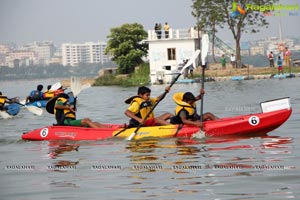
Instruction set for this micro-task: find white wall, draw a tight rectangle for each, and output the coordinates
[148,39,198,73]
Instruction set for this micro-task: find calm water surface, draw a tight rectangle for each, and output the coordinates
[0,78,299,200]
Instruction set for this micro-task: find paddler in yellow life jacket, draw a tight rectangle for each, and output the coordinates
[43,85,55,100]
[125,86,173,127]
[54,93,107,128]
[0,91,17,111]
[44,85,65,100]
[0,92,11,111]
[170,89,218,127]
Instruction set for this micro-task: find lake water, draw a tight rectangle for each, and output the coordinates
[0,78,299,200]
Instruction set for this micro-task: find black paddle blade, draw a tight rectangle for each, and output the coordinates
[46,97,58,114]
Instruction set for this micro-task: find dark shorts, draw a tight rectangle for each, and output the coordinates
[64,118,82,126]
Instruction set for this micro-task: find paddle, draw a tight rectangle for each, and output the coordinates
[50,82,62,91]
[70,77,91,110]
[200,34,209,121]
[126,50,201,140]
[7,97,43,116]
[15,101,43,116]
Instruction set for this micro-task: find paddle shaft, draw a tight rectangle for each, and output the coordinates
[73,97,77,111]
[122,57,197,139]
[14,101,26,107]
[200,65,205,122]
[133,72,181,134]
[200,34,209,122]
[126,50,201,140]
[113,126,127,137]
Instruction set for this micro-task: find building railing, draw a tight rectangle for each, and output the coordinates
[148,27,201,41]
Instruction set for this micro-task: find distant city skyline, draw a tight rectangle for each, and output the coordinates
[0,0,299,45]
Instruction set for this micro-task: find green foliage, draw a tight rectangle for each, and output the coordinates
[105,23,148,74]
[191,0,279,66]
[94,63,150,87]
[192,0,225,31]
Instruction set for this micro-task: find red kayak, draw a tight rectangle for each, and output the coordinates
[22,98,292,141]
[203,108,292,137]
[21,124,200,141]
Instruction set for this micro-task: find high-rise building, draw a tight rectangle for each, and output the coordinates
[23,41,55,65]
[5,50,37,67]
[61,42,110,66]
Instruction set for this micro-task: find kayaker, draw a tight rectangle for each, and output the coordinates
[54,86,65,97]
[53,93,107,128]
[0,92,12,111]
[26,84,44,103]
[170,89,218,127]
[43,85,54,100]
[124,86,173,127]
[43,85,65,100]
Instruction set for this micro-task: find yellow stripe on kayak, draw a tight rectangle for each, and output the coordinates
[113,124,180,140]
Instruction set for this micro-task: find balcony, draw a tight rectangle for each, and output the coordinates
[147,27,201,41]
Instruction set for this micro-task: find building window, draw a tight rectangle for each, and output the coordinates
[167,48,176,60]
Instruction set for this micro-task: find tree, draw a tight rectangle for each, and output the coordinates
[192,0,279,67]
[105,23,148,74]
[192,0,225,62]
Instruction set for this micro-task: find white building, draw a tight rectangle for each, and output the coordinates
[250,46,265,56]
[5,50,37,67]
[146,28,201,84]
[61,42,110,66]
[23,41,55,65]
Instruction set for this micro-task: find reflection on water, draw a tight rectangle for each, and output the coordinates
[48,141,80,159]
[1,78,299,200]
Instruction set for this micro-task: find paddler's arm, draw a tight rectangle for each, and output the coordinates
[125,109,144,124]
[55,104,75,113]
[179,111,203,127]
[156,86,171,101]
[5,97,12,104]
[195,89,205,101]
[181,115,203,127]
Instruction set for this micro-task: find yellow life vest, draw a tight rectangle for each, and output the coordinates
[131,96,155,120]
[43,90,55,99]
[54,97,75,124]
[173,93,197,119]
[0,95,7,104]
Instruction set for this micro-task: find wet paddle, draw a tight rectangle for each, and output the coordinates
[126,50,201,140]
[200,34,209,121]
[70,77,91,97]
[50,82,62,91]
[7,97,43,116]
[70,76,91,110]
[15,102,43,116]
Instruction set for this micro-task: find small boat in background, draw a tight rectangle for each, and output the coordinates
[0,103,21,119]
[24,93,75,108]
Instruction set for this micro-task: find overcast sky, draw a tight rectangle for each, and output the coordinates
[0,0,299,46]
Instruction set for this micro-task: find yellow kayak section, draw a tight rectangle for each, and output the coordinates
[112,124,200,140]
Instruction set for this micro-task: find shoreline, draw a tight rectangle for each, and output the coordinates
[60,66,300,87]
[209,73,300,82]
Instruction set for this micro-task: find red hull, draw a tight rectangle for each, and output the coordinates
[22,108,292,141]
[22,124,123,141]
[204,108,292,136]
